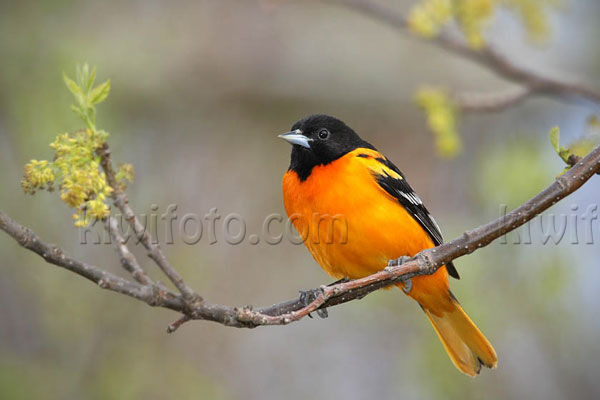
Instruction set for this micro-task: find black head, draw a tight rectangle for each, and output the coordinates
[279,114,374,180]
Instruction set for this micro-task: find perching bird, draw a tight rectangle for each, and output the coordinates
[279,114,497,376]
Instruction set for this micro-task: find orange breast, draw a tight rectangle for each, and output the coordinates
[282,148,440,281]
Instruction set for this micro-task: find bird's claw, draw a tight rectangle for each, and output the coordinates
[299,288,328,319]
[316,308,328,318]
[401,278,413,294]
[386,256,412,269]
[385,256,413,294]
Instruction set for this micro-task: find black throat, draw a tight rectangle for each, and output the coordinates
[288,146,322,181]
[288,141,375,181]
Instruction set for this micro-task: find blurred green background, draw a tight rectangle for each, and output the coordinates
[1,1,600,399]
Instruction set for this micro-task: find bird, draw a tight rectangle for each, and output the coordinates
[279,114,497,376]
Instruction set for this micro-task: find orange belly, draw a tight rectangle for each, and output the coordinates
[282,148,449,306]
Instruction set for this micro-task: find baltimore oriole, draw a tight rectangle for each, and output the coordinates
[279,114,497,376]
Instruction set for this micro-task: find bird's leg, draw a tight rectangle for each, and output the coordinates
[300,277,350,319]
[299,287,329,319]
[386,256,413,294]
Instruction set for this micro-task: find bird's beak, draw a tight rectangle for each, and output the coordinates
[278,129,312,148]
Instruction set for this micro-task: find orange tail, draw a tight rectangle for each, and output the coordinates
[420,292,497,376]
[400,270,497,376]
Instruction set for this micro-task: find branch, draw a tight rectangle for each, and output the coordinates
[105,216,152,285]
[97,143,199,303]
[0,211,183,311]
[332,0,600,110]
[454,88,532,113]
[3,144,600,331]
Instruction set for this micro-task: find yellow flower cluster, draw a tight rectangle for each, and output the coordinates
[408,0,559,48]
[22,160,56,193]
[454,0,494,48]
[415,87,461,158]
[407,0,452,39]
[22,129,114,227]
[504,0,559,41]
[115,163,135,191]
[22,65,135,228]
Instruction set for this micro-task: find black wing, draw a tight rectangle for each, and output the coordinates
[373,156,460,279]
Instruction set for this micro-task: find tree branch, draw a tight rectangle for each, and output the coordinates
[3,144,599,332]
[331,0,600,110]
[105,216,152,285]
[454,88,532,113]
[97,143,199,303]
[0,211,184,311]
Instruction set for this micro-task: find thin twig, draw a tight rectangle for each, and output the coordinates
[455,87,532,113]
[105,216,152,285]
[166,315,191,333]
[97,143,199,303]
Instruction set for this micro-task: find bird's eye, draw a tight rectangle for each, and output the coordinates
[318,129,330,139]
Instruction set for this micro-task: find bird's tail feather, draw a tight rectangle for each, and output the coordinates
[421,294,497,376]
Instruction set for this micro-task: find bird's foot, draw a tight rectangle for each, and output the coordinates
[386,256,412,269]
[385,256,413,294]
[401,278,413,294]
[299,288,328,319]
